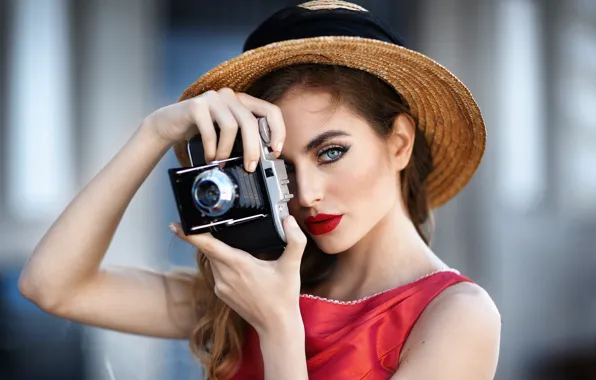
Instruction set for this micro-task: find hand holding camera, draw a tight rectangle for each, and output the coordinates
[168,214,306,337]
[147,88,286,170]
[159,88,304,335]
[152,88,294,259]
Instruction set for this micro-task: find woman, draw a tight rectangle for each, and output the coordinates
[18,1,501,379]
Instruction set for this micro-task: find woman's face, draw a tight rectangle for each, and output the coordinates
[276,87,402,254]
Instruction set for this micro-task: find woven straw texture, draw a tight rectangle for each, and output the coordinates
[175,36,486,209]
[298,0,368,12]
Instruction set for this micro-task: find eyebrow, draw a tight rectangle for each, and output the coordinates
[303,130,351,154]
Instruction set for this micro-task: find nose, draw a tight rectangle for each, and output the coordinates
[293,165,324,209]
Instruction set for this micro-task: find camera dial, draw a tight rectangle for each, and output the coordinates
[191,169,237,217]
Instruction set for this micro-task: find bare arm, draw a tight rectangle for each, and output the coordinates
[18,90,287,339]
[18,123,198,338]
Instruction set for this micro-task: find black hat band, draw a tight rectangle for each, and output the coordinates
[243,7,406,52]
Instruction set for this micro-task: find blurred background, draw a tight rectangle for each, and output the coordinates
[1,0,595,379]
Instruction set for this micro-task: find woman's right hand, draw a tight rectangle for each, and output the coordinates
[144,88,287,172]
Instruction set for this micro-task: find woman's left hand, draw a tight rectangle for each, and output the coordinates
[170,215,307,335]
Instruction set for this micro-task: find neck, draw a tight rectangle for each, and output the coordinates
[321,201,446,301]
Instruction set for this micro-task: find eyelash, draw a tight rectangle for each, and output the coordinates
[284,143,351,173]
[316,144,350,164]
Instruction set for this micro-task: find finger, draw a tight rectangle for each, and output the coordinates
[169,222,239,266]
[205,90,238,162]
[188,97,217,163]
[218,88,261,172]
[279,215,307,267]
[236,93,286,156]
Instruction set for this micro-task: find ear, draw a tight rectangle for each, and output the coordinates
[388,113,416,171]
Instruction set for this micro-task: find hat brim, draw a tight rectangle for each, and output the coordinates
[175,36,486,209]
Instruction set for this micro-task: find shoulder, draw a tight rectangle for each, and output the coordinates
[422,281,501,329]
[395,281,501,380]
[406,281,501,350]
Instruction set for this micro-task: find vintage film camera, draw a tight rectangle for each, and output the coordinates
[168,118,293,260]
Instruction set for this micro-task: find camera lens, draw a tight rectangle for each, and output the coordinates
[192,169,237,217]
[196,181,220,207]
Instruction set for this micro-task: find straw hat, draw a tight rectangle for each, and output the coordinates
[175,0,486,209]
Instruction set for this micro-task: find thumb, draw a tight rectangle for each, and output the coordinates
[279,215,307,266]
[169,222,214,248]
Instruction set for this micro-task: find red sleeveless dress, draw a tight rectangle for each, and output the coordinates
[230,269,471,379]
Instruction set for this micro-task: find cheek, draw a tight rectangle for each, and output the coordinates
[342,151,397,194]
[326,162,397,225]
[330,154,397,208]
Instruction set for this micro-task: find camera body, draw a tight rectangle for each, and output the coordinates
[168,118,293,260]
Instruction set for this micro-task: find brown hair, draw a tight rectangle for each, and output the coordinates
[187,64,434,379]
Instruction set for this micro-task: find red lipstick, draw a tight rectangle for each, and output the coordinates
[304,214,343,235]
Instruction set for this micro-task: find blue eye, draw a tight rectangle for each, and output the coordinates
[318,145,350,164]
[324,149,341,160]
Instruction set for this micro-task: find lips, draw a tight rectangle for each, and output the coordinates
[304,214,343,235]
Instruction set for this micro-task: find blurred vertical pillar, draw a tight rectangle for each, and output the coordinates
[6,0,75,220]
[73,0,167,379]
[416,0,504,377]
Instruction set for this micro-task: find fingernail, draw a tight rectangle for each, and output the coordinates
[248,160,258,172]
[169,223,178,233]
[275,142,283,153]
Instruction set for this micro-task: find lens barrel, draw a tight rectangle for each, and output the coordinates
[192,169,237,216]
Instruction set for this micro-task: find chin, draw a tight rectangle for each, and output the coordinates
[307,224,363,255]
[313,239,348,255]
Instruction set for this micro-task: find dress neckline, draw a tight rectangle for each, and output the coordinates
[299,268,460,305]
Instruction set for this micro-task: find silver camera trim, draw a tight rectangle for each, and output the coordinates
[256,118,293,243]
[191,169,237,217]
[190,213,268,232]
